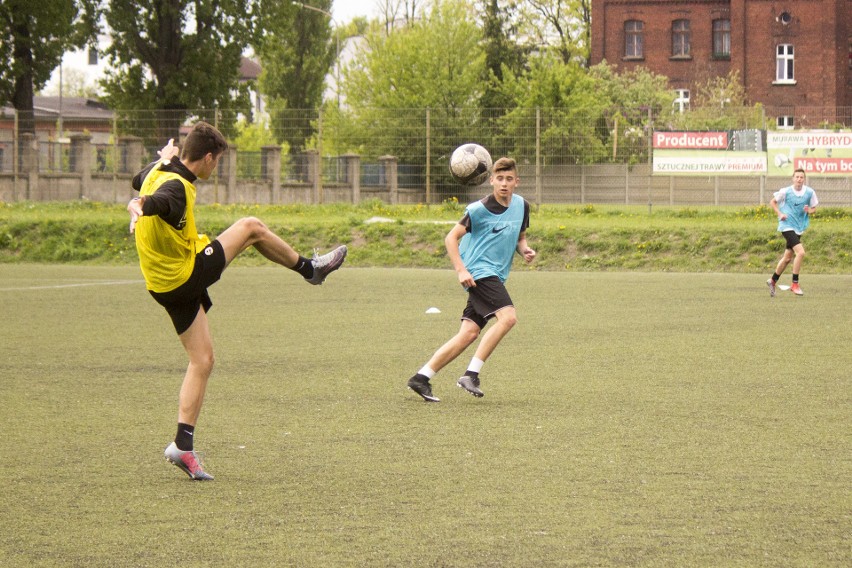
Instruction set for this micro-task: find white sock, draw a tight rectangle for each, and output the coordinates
[418,365,436,379]
[467,357,484,374]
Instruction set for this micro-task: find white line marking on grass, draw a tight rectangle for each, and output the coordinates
[0,279,144,292]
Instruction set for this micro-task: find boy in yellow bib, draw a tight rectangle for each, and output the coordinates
[128,121,347,480]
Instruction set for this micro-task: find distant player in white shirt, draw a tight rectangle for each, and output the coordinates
[767,168,818,297]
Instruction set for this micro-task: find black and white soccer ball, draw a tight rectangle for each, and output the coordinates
[449,143,493,186]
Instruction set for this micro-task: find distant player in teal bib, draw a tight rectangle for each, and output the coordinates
[766,168,818,297]
[407,157,536,402]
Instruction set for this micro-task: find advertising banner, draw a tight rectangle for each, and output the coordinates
[652,130,767,176]
[767,131,852,177]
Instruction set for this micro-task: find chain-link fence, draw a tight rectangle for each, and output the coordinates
[1,106,850,205]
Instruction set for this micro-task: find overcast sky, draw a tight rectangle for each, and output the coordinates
[331,0,381,24]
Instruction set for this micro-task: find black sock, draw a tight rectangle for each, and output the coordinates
[175,423,195,451]
[291,256,314,279]
[413,373,430,383]
[772,273,780,282]
[792,274,799,283]
[465,371,479,380]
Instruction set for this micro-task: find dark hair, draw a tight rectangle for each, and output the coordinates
[492,157,517,173]
[793,168,806,176]
[181,121,228,162]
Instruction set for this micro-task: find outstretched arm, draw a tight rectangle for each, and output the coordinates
[157,138,179,164]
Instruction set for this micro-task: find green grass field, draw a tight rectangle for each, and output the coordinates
[1,265,849,566]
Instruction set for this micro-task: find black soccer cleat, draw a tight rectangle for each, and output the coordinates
[408,374,440,402]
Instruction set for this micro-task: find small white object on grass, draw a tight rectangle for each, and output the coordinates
[778,285,791,291]
[425,307,441,314]
[365,216,394,224]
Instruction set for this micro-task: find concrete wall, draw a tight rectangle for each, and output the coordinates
[1,135,849,206]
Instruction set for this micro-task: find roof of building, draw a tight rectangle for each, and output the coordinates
[2,96,114,121]
[240,57,262,81]
[2,55,263,120]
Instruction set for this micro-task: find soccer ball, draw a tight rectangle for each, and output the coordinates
[449,143,492,186]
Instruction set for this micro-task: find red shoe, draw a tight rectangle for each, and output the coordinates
[790,283,804,296]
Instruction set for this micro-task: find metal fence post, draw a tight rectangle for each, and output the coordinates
[214,106,220,203]
[112,115,119,202]
[647,107,653,215]
[317,109,324,204]
[425,108,431,204]
[535,107,541,207]
[13,110,18,201]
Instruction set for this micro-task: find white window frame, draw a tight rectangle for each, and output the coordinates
[774,44,795,84]
[777,116,795,130]
[674,89,690,113]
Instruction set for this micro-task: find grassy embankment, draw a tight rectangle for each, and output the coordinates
[1,200,850,273]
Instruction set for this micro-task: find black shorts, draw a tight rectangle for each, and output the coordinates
[781,230,802,249]
[462,276,514,329]
[149,240,226,335]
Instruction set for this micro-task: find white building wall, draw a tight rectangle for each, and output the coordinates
[42,34,112,96]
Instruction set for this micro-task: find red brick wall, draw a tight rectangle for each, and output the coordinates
[592,0,732,91]
[591,0,849,117]
[737,0,837,108]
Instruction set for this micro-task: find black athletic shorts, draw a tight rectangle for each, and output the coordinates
[781,230,802,249]
[149,240,226,335]
[462,276,514,329]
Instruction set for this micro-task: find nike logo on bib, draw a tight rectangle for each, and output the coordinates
[491,226,508,234]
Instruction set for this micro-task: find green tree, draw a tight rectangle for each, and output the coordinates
[338,0,485,165]
[232,116,289,179]
[233,117,281,151]
[668,70,764,130]
[500,58,673,164]
[479,0,526,111]
[517,0,590,66]
[100,0,256,143]
[0,1,99,137]
[587,62,675,163]
[499,52,603,164]
[255,0,333,153]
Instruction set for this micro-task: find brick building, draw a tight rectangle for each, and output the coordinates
[590,0,851,127]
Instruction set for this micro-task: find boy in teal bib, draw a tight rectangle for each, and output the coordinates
[407,157,536,402]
